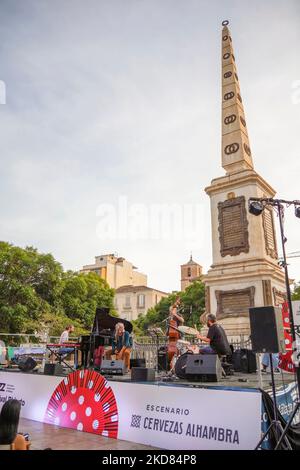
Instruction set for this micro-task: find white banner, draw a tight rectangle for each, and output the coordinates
[0,370,261,450]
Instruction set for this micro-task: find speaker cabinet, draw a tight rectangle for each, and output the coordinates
[44,363,64,375]
[249,306,286,353]
[131,367,155,382]
[130,358,146,368]
[232,349,257,373]
[185,354,222,382]
[100,359,127,375]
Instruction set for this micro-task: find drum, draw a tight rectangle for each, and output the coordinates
[174,351,193,380]
[177,339,190,355]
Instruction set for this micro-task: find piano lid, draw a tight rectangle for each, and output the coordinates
[92,307,133,335]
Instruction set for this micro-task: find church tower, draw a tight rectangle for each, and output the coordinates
[204,21,286,334]
[181,255,203,291]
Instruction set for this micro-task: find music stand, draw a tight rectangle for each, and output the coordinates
[148,328,164,373]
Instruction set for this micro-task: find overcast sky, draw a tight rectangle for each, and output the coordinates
[1,0,300,292]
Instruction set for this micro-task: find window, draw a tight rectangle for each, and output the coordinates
[187,267,191,277]
[155,294,158,305]
[137,294,145,308]
[124,296,131,308]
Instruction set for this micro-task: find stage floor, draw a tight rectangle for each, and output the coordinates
[1,366,295,391]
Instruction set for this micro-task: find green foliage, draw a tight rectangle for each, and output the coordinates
[0,242,115,339]
[292,282,300,301]
[132,280,206,336]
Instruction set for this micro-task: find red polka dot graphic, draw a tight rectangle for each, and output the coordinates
[44,370,119,438]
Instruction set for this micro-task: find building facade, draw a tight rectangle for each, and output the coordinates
[81,254,147,289]
[203,21,286,334]
[114,286,169,321]
[180,255,203,291]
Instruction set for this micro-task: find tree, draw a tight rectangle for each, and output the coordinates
[292,282,300,301]
[132,281,206,336]
[0,242,116,338]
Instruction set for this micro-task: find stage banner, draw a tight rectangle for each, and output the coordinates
[0,370,261,450]
[292,301,300,366]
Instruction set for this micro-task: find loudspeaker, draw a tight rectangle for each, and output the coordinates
[233,349,257,373]
[185,354,222,382]
[131,367,155,382]
[44,363,64,375]
[17,357,37,372]
[130,358,146,368]
[100,359,127,375]
[249,306,286,353]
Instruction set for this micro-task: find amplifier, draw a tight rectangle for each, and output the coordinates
[44,363,64,376]
[130,358,146,368]
[131,367,155,382]
[100,359,127,375]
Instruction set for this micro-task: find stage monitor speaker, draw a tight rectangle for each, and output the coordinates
[249,306,286,353]
[131,367,155,382]
[44,363,64,375]
[100,359,127,375]
[17,356,37,372]
[185,354,222,382]
[130,358,146,368]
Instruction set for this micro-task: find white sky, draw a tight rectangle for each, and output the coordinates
[0,0,300,292]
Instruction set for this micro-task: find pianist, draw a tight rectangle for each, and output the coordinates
[57,325,77,367]
[105,322,132,372]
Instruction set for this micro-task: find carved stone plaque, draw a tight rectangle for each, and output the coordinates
[218,196,249,257]
[215,287,255,319]
[262,207,278,259]
[272,287,286,306]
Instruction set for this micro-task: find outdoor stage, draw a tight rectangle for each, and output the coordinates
[0,368,298,450]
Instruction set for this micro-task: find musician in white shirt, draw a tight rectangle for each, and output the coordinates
[58,325,77,367]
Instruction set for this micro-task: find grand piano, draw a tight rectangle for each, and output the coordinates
[79,307,133,369]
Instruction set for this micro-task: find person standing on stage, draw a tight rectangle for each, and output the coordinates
[57,325,77,367]
[105,322,132,372]
[197,313,231,356]
[169,297,184,328]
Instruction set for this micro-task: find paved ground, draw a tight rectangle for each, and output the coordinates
[19,418,159,450]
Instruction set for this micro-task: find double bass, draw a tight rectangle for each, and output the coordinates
[166,299,184,367]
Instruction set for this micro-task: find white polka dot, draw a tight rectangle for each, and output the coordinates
[111,414,118,422]
[88,380,94,389]
[62,402,67,412]
[103,403,110,412]
[94,393,101,402]
[285,339,290,345]
[92,420,99,430]
[77,422,83,431]
[102,430,108,437]
[54,417,60,425]
[78,395,85,405]
[71,386,77,394]
[85,406,92,416]
[284,317,289,323]
[70,411,76,421]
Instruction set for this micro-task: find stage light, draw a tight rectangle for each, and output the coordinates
[295,206,300,219]
[248,200,264,216]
